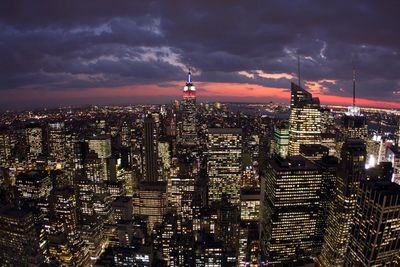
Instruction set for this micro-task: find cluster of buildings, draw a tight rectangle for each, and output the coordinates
[0,71,400,266]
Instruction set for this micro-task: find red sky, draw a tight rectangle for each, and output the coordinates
[2,81,400,109]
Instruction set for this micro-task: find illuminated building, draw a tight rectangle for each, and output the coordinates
[121,120,131,148]
[170,153,198,231]
[143,115,161,182]
[208,128,242,205]
[288,83,321,156]
[318,139,366,266]
[0,206,44,266]
[238,222,259,267]
[25,124,43,157]
[240,187,260,222]
[342,70,368,142]
[345,180,400,266]
[16,170,52,200]
[271,123,289,158]
[320,107,335,134]
[181,70,198,145]
[0,128,12,167]
[260,155,326,265]
[133,181,167,232]
[48,122,66,164]
[47,186,91,266]
[387,146,400,184]
[88,134,116,181]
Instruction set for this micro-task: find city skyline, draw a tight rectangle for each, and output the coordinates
[1,1,400,109]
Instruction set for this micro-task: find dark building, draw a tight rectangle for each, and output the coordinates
[143,115,160,182]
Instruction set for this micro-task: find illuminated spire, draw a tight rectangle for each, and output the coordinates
[353,67,356,107]
[187,68,192,84]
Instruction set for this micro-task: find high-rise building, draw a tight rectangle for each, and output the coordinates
[48,122,66,164]
[342,69,368,141]
[288,83,321,156]
[16,170,52,200]
[271,123,289,158]
[208,128,242,205]
[345,180,400,266]
[181,70,197,145]
[0,206,45,266]
[260,155,327,265]
[26,124,43,157]
[47,186,91,266]
[0,128,12,167]
[133,181,167,232]
[318,139,366,266]
[143,115,160,182]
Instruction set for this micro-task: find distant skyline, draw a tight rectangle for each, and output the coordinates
[1,1,400,109]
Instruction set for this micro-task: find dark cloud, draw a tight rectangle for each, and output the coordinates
[1,0,400,108]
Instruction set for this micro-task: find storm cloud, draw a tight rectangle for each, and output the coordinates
[1,0,400,109]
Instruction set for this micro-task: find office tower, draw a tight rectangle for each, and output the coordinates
[0,128,12,167]
[366,161,394,181]
[181,70,198,145]
[47,122,66,164]
[25,124,43,157]
[208,128,242,205]
[240,187,260,222]
[143,115,160,182]
[88,134,116,181]
[158,139,171,178]
[121,120,131,148]
[271,123,289,158]
[84,151,106,193]
[387,146,400,184]
[238,223,260,267]
[318,139,366,266]
[170,154,198,230]
[342,70,368,141]
[299,144,329,161]
[133,181,167,232]
[288,83,321,156]
[320,107,335,134]
[15,170,52,200]
[112,196,133,221]
[345,180,400,266]
[0,206,45,266]
[47,186,90,266]
[260,156,326,265]
[216,195,239,256]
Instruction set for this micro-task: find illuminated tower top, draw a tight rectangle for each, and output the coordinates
[183,69,196,99]
[346,68,361,116]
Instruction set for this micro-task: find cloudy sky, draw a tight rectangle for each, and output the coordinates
[1,1,400,109]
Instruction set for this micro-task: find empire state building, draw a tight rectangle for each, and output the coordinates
[181,70,198,145]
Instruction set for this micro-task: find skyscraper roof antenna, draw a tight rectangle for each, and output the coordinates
[352,67,356,107]
[187,67,192,84]
[297,53,301,87]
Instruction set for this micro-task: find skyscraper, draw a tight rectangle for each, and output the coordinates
[143,115,160,182]
[318,139,367,266]
[345,180,400,266]
[260,155,326,265]
[342,69,368,141]
[208,128,242,205]
[47,122,66,164]
[0,206,45,266]
[288,83,321,156]
[181,70,197,145]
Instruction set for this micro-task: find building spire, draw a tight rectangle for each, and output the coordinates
[187,68,192,84]
[297,53,301,87]
[353,67,356,107]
